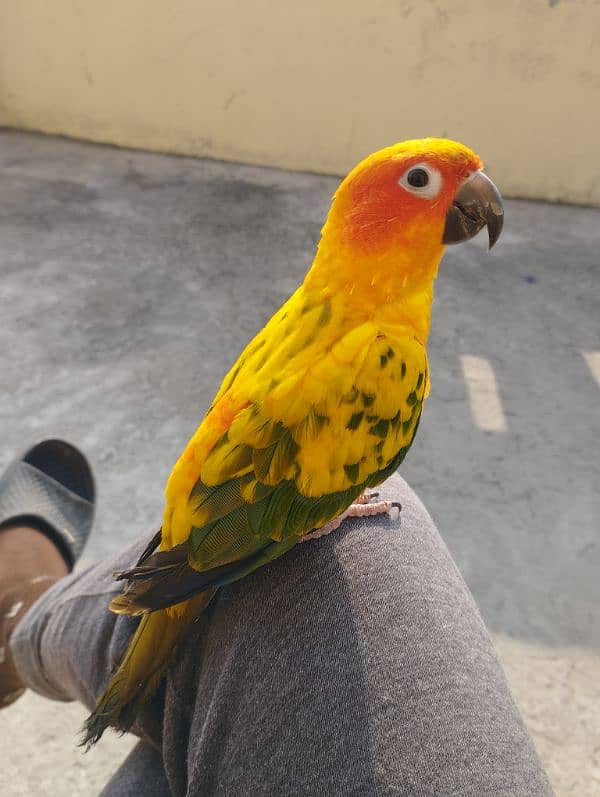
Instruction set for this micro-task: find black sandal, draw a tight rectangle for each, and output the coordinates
[0,440,95,569]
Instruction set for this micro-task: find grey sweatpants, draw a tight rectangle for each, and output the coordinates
[10,475,553,796]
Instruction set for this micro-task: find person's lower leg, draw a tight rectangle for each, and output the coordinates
[0,526,68,705]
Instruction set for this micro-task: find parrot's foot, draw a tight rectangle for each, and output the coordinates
[300,493,401,543]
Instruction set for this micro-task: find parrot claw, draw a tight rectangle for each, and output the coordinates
[299,495,401,543]
[356,491,398,504]
[356,491,379,504]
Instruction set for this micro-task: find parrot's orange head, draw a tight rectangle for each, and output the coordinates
[323,138,503,261]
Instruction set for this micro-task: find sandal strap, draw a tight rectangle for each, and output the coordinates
[0,460,94,567]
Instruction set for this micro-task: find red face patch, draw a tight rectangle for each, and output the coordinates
[338,154,477,254]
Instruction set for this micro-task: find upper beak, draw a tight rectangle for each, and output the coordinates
[443,171,504,249]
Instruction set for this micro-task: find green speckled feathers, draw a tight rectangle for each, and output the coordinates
[114,287,428,615]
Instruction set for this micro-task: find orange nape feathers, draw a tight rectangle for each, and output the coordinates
[323,138,483,256]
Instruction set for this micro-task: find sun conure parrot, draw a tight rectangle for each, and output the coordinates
[83,138,503,746]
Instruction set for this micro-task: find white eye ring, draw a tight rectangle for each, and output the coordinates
[398,163,443,199]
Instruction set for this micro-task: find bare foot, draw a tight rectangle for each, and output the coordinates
[0,525,68,707]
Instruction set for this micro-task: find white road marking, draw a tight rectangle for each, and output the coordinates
[461,355,507,432]
[582,351,600,387]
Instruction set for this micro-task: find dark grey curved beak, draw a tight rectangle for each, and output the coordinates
[443,171,504,249]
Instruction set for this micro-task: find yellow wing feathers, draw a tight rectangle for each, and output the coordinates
[163,286,428,552]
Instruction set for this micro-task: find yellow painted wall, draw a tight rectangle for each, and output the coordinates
[0,1,598,204]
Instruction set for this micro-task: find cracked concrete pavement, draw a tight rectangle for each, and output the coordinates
[0,131,598,795]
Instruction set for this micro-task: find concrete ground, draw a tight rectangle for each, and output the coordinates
[0,131,598,796]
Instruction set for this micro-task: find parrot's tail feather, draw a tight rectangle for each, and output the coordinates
[135,528,163,567]
[108,536,298,616]
[106,594,148,616]
[113,542,189,582]
[81,590,215,748]
[108,541,278,615]
[109,560,217,616]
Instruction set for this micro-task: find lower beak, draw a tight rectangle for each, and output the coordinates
[443,171,504,249]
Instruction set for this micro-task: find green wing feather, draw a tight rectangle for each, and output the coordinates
[113,330,426,615]
[88,319,428,748]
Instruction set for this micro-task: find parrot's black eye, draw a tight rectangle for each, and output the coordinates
[407,168,429,188]
[399,162,442,198]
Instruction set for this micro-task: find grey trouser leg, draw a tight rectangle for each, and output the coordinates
[10,475,553,796]
[98,741,170,797]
